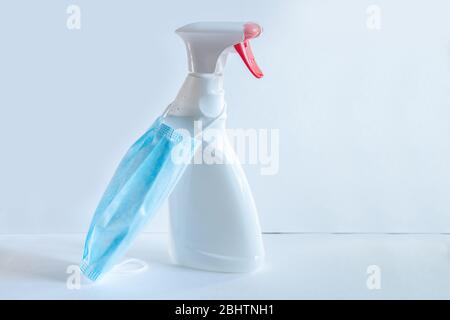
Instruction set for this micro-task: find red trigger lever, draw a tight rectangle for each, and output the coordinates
[234,23,264,79]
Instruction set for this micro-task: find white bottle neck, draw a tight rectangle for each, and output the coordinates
[167,73,226,119]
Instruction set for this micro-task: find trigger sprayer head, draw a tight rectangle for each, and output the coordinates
[175,22,264,78]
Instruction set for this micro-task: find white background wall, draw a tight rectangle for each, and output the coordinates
[0,0,449,234]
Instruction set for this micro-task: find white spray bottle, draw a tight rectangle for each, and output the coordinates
[163,22,265,272]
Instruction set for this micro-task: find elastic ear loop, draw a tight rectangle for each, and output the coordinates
[111,258,149,275]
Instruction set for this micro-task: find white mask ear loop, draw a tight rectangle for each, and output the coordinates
[111,258,149,275]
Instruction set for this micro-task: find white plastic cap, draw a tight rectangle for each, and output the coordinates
[176,21,263,77]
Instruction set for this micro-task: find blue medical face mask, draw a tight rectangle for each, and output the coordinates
[81,117,198,281]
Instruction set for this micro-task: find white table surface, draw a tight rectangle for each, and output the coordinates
[0,233,449,299]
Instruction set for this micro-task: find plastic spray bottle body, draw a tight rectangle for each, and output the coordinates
[164,22,265,272]
[165,73,264,272]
